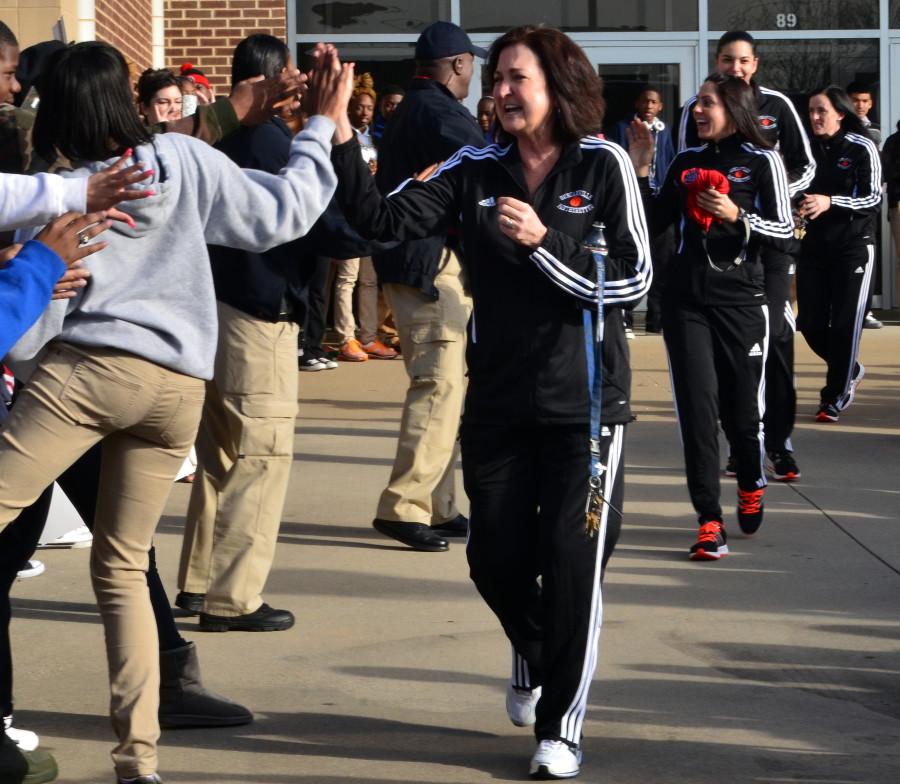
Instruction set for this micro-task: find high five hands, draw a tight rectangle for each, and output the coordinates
[304,43,355,143]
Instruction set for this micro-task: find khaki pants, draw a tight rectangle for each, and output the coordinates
[178,302,299,616]
[377,249,472,524]
[0,343,204,777]
[334,256,380,344]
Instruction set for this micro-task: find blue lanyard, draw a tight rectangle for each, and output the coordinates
[583,250,606,537]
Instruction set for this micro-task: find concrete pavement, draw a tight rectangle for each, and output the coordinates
[8,322,900,784]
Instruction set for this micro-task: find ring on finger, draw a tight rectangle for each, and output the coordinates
[503,217,514,228]
[77,232,90,247]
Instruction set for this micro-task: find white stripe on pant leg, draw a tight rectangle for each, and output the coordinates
[784,301,796,333]
[511,646,531,690]
[560,424,624,744]
[839,245,873,408]
[756,305,770,488]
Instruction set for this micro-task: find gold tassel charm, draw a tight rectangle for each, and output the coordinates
[584,473,604,537]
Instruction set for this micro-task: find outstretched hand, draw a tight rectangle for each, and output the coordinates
[35,211,110,268]
[305,43,355,142]
[231,69,308,127]
[625,119,655,176]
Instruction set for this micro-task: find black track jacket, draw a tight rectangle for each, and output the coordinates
[803,129,882,249]
[644,133,794,307]
[332,135,653,426]
[680,84,816,197]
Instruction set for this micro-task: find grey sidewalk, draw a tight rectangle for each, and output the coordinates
[9,325,900,784]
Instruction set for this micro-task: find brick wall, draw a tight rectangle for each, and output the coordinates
[96,0,154,72]
[165,0,288,94]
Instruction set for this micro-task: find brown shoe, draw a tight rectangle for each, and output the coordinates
[362,339,398,359]
[339,338,368,361]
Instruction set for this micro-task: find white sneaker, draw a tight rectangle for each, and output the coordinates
[529,739,582,779]
[16,560,45,579]
[37,524,93,549]
[3,715,39,751]
[838,362,865,411]
[507,683,541,727]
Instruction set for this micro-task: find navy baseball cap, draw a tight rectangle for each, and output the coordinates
[415,21,488,61]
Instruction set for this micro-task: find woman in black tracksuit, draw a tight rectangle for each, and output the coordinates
[630,73,794,560]
[320,27,651,779]
[798,86,881,423]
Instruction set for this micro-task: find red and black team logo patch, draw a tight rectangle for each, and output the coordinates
[556,190,594,214]
[727,166,752,184]
[837,157,853,169]
[759,115,778,131]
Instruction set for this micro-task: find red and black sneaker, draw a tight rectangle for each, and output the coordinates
[689,518,728,561]
[737,487,765,535]
[815,401,839,423]
[766,450,801,482]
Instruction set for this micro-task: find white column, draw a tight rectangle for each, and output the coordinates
[76,0,95,42]
[152,0,165,68]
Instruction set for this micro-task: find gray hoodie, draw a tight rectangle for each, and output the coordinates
[11,115,336,380]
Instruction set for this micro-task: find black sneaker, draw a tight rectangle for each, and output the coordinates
[767,451,801,482]
[815,401,839,423]
[0,732,57,783]
[724,454,737,477]
[737,487,765,535]
[199,603,294,632]
[689,517,728,560]
[299,356,325,372]
[174,591,205,616]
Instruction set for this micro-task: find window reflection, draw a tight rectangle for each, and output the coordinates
[461,1,697,32]
[710,0,877,31]
[706,39,880,124]
[296,1,450,35]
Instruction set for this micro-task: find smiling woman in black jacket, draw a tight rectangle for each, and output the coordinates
[630,73,794,561]
[315,27,651,780]
[797,85,881,424]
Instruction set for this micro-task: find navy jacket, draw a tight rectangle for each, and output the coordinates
[374,77,485,298]
[209,118,379,322]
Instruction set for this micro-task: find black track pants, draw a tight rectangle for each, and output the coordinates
[462,421,626,747]
[761,253,797,451]
[664,302,769,517]
[797,241,873,406]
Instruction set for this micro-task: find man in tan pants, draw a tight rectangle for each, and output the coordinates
[371,21,487,551]
[175,35,316,628]
[177,301,298,631]
[374,250,472,550]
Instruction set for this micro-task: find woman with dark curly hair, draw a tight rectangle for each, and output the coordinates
[319,26,652,778]
[135,68,182,125]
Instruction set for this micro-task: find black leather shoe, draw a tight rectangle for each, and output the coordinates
[372,518,449,552]
[174,591,206,616]
[199,603,294,632]
[431,513,468,537]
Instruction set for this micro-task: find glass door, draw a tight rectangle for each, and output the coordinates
[581,43,698,136]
